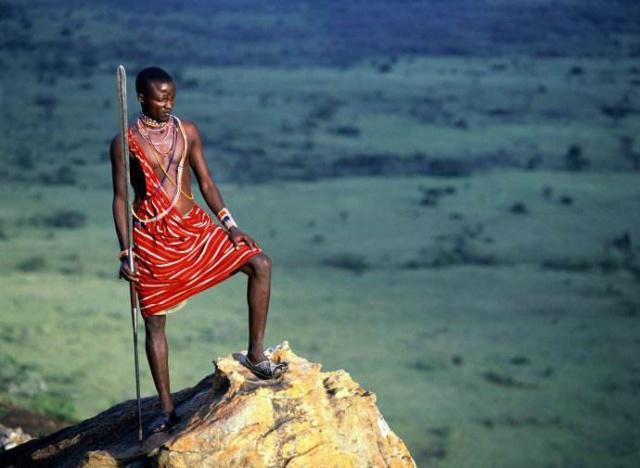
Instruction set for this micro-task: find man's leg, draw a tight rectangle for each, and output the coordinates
[144,314,174,413]
[233,252,272,363]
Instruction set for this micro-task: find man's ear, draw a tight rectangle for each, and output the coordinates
[137,93,144,103]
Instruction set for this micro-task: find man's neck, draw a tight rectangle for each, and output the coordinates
[139,112,167,129]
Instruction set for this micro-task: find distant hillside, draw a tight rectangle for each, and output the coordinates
[1,0,638,185]
[2,0,639,73]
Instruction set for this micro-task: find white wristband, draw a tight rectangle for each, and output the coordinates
[217,207,238,230]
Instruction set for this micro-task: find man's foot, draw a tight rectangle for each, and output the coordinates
[242,354,289,380]
[147,408,180,435]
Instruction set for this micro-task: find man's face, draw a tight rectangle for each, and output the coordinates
[139,80,176,122]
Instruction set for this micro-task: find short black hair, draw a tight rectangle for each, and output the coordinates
[136,67,174,96]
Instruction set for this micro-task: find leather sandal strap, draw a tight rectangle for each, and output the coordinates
[253,359,287,375]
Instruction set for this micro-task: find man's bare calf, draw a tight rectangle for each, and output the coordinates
[144,315,172,413]
[144,252,272,414]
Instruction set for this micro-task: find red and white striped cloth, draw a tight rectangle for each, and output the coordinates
[127,128,262,318]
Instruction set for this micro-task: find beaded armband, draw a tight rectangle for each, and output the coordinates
[217,207,238,230]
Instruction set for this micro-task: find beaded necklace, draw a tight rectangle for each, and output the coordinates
[136,112,176,157]
[138,112,166,128]
[135,114,193,200]
[131,116,191,223]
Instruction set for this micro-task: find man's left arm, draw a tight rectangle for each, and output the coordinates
[186,121,259,250]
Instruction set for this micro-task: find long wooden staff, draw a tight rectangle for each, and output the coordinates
[116,65,144,443]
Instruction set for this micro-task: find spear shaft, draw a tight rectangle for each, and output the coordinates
[116,65,144,444]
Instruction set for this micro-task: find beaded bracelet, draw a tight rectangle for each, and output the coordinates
[216,207,238,230]
[118,248,134,260]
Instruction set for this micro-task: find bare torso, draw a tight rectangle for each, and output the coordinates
[129,119,194,216]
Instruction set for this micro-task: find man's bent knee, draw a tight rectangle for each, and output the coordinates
[251,253,272,274]
[233,252,271,277]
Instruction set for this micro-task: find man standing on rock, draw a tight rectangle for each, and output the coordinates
[110,66,288,433]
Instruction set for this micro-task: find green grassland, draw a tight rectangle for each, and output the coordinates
[2,0,640,466]
[1,171,639,467]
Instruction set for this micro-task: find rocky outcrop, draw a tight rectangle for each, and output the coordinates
[0,341,416,467]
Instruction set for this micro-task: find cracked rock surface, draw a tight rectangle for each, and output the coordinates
[0,341,416,467]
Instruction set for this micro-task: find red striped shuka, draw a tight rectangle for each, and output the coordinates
[127,126,262,319]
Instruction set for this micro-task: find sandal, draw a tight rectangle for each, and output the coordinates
[147,409,180,435]
[242,354,289,380]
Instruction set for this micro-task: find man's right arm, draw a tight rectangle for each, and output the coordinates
[110,135,139,282]
[110,135,129,251]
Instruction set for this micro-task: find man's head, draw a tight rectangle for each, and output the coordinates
[136,67,175,123]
